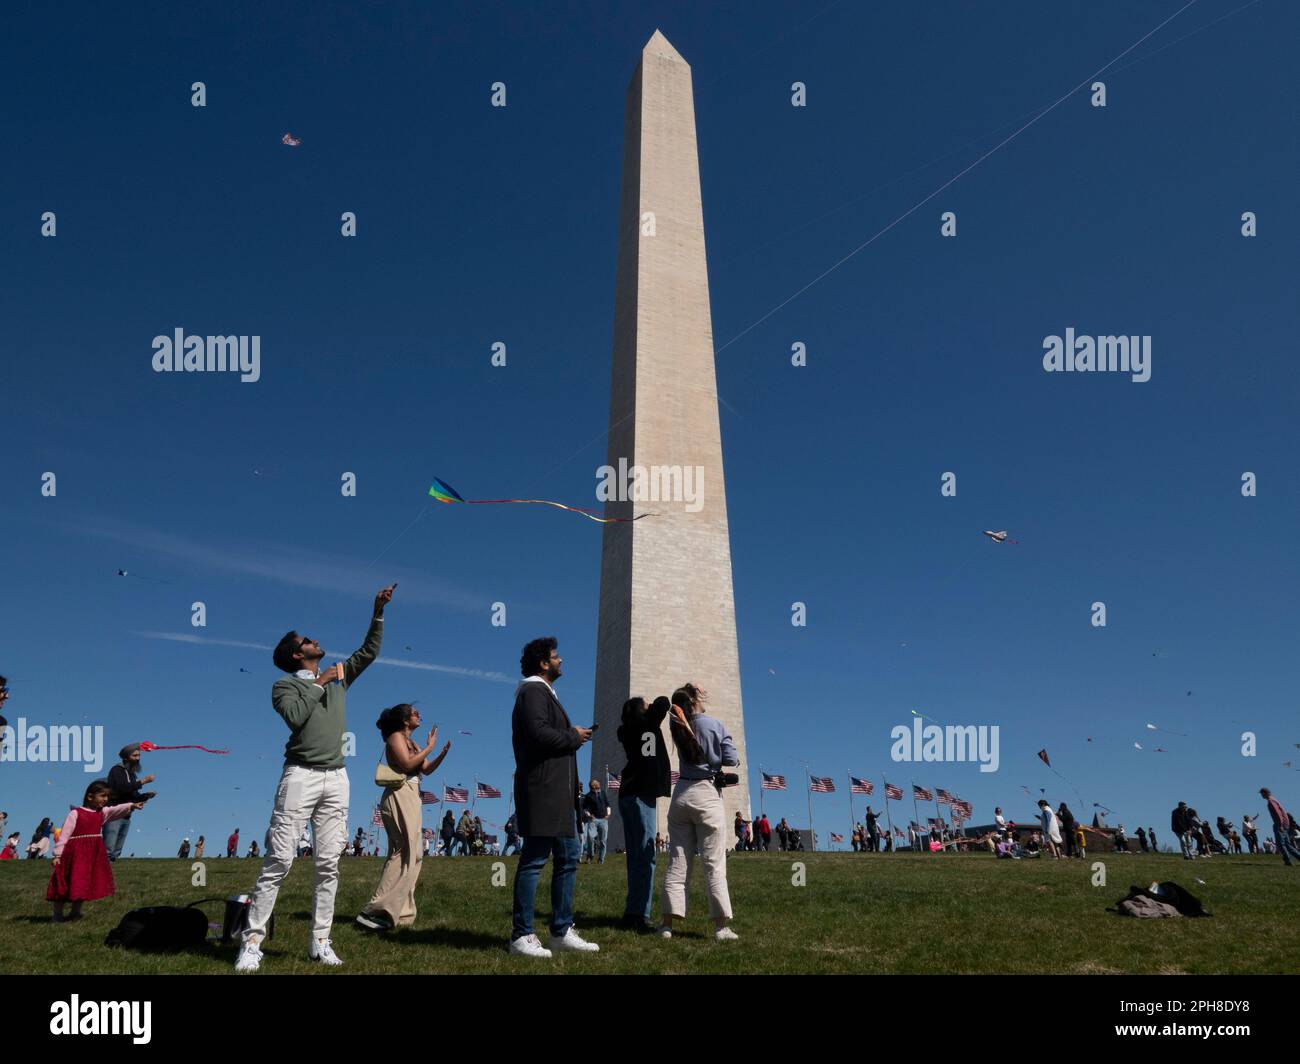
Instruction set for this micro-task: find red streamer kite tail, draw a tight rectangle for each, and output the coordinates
[138,741,230,755]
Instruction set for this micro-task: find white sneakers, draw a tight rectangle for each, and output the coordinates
[308,938,343,965]
[509,928,600,957]
[550,927,599,952]
[656,925,739,941]
[509,933,553,958]
[234,941,263,972]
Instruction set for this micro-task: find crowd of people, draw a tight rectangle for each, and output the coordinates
[6,608,1299,963]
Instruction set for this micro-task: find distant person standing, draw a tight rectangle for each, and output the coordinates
[103,743,156,862]
[866,807,882,852]
[1171,802,1194,859]
[733,811,748,853]
[1148,826,1158,852]
[177,838,191,860]
[1260,788,1300,867]
[1242,814,1259,854]
[233,584,394,973]
[194,836,205,859]
[1037,801,1062,859]
[1057,804,1077,858]
[582,780,610,864]
[776,818,789,852]
[508,637,598,958]
[757,813,772,852]
[1135,826,1148,853]
[440,810,456,857]
[503,812,521,856]
[227,828,240,858]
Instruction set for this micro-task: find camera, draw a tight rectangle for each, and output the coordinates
[712,771,739,793]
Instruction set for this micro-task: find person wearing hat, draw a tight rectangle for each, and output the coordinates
[103,743,156,862]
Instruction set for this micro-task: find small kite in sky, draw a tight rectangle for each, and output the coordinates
[116,569,170,584]
[768,667,777,675]
[1146,722,1187,736]
[458,730,473,737]
[982,530,1017,544]
[1134,742,1143,750]
[1154,747,1168,753]
[1020,786,1032,797]
[1036,748,1051,768]
[139,740,229,755]
[239,668,251,674]
[281,133,301,146]
[428,477,657,524]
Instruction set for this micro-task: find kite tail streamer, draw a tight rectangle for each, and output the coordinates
[138,741,230,755]
[428,478,657,524]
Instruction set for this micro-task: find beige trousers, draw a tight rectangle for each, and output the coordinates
[661,779,733,921]
[362,777,423,927]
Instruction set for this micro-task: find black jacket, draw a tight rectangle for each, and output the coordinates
[512,679,582,837]
[1171,806,1192,834]
[616,696,672,802]
[107,763,143,812]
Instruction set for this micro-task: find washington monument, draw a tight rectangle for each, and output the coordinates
[590,30,749,848]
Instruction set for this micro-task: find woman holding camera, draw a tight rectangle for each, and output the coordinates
[660,684,740,942]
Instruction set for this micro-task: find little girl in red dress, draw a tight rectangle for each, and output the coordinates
[47,780,143,921]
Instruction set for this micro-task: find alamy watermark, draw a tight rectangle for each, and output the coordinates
[151,327,261,382]
[890,718,999,773]
[596,458,704,513]
[1,718,104,772]
[1042,328,1150,383]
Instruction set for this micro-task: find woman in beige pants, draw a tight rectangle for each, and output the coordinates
[356,704,450,931]
[659,684,741,942]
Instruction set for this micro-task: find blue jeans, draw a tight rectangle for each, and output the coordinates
[1275,827,1300,866]
[587,818,608,863]
[511,818,580,940]
[102,816,131,861]
[1179,831,1195,858]
[620,794,657,919]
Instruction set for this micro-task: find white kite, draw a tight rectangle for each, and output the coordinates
[281,132,301,147]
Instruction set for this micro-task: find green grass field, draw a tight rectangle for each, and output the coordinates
[3,851,1297,974]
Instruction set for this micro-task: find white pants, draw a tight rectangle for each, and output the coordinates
[661,780,732,921]
[245,763,350,942]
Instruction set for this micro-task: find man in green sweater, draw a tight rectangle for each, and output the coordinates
[235,584,395,973]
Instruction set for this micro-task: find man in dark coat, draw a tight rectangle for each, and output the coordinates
[508,637,598,958]
[104,742,156,861]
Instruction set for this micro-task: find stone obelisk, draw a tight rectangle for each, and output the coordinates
[591,30,749,849]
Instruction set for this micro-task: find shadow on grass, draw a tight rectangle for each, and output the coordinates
[11,914,55,924]
[385,927,504,950]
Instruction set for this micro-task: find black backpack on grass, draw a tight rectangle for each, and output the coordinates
[105,901,212,951]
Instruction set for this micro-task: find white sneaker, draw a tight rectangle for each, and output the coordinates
[550,927,599,952]
[308,938,343,966]
[234,941,263,972]
[658,926,673,939]
[508,933,553,958]
[715,926,739,942]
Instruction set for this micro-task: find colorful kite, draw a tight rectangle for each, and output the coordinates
[428,477,656,524]
[281,133,301,146]
[139,740,229,755]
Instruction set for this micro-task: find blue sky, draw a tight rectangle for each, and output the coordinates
[2,0,1297,855]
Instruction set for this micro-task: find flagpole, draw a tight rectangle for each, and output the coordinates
[759,765,765,818]
[935,791,943,851]
[911,783,922,853]
[881,769,895,848]
[847,773,855,850]
[802,763,815,853]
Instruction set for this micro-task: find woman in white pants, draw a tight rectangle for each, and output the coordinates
[659,684,740,942]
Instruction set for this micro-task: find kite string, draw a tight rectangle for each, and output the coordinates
[361,504,428,573]
[712,0,1200,356]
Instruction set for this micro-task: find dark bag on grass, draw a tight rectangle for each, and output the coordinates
[1111,881,1210,918]
[105,904,210,950]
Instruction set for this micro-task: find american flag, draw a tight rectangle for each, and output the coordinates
[893,826,906,838]
[761,773,787,791]
[884,782,903,800]
[953,800,973,819]
[913,784,933,801]
[810,776,835,793]
[830,832,844,843]
[606,773,621,792]
[444,785,469,804]
[371,808,383,826]
[850,776,873,796]
[936,788,954,806]
[419,790,439,805]
[476,782,502,799]
[670,771,680,785]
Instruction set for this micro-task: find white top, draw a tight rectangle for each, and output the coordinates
[1040,807,1062,843]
